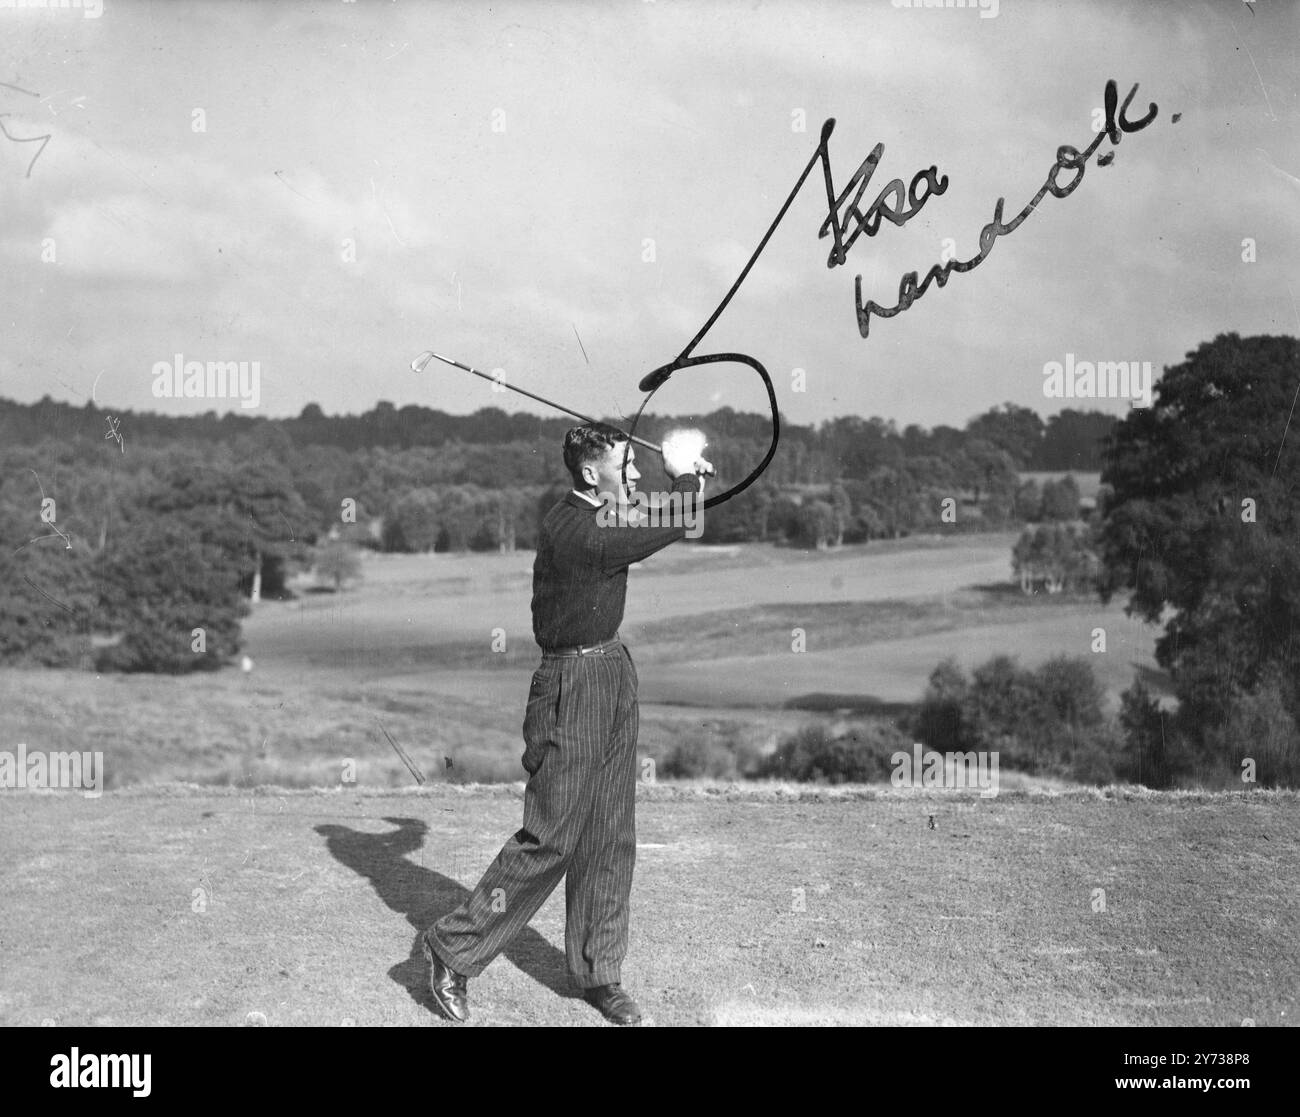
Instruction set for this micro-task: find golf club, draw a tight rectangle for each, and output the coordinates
[410,350,714,474]
[376,719,426,786]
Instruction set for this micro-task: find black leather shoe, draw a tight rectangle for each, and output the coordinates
[583,983,642,1026]
[422,931,469,1023]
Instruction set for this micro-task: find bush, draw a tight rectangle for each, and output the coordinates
[659,724,762,780]
[1200,669,1300,788]
[758,719,911,784]
[925,653,1124,780]
[661,736,739,780]
[1064,724,1124,785]
[0,543,96,668]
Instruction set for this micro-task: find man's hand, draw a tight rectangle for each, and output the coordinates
[661,429,714,478]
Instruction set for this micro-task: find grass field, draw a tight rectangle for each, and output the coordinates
[3,534,1293,1027]
[0,534,1165,788]
[1,784,1294,1027]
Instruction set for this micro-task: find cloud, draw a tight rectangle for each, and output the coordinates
[43,195,196,280]
[2,115,443,282]
[0,0,1291,429]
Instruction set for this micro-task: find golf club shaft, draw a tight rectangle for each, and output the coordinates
[419,352,663,456]
[377,721,425,786]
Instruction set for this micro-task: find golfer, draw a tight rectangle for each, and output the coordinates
[422,423,713,1024]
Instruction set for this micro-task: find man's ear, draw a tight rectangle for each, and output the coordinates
[580,462,599,488]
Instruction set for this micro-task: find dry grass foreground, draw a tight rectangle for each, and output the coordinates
[1,782,1294,1027]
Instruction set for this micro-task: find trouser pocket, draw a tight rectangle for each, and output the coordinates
[521,662,563,775]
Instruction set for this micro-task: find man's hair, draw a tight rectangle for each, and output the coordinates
[563,423,628,487]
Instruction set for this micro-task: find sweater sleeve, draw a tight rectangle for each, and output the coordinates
[595,473,703,572]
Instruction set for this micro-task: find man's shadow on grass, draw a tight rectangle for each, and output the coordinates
[315,816,581,1016]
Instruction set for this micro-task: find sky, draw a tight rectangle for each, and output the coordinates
[0,0,1296,432]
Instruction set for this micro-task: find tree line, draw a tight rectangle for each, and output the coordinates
[4,331,1295,793]
[0,395,1118,471]
[0,395,1118,590]
[761,334,1300,789]
[1,394,1118,676]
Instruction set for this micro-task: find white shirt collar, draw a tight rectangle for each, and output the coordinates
[571,489,603,507]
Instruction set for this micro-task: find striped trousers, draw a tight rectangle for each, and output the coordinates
[427,642,639,989]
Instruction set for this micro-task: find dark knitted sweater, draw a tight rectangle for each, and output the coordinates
[531,474,702,649]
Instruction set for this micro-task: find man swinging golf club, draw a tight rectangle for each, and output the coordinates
[422,423,713,1025]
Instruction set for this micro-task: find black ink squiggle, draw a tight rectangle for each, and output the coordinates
[624,80,1158,506]
[0,113,51,178]
[853,79,1157,337]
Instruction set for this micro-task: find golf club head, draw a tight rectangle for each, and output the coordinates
[411,351,436,374]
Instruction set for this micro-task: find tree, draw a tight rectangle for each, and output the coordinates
[965,654,1037,756]
[1040,475,1081,521]
[1012,523,1098,594]
[385,489,441,552]
[1199,666,1300,788]
[1034,656,1105,731]
[965,403,1045,467]
[314,540,363,591]
[1097,333,1300,746]
[1038,410,1118,470]
[956,438,1020,523]
[289,443,359,537]
[93,518,247,673]
[827,483,851,547]
[486,489,533,553]
[766,493,802,543]
[0,537,96,667]
[1010,656,1108,776]
[748,480,777,541]
[914,658,971,751]
[435,486,492,552]
[1014,478,1042,522]
[818,416,901,480]
[793,500,836,550]
[861,465,919,538]
[0,444,101,666]
[697,490,754,544]
[957,653,1111,775]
